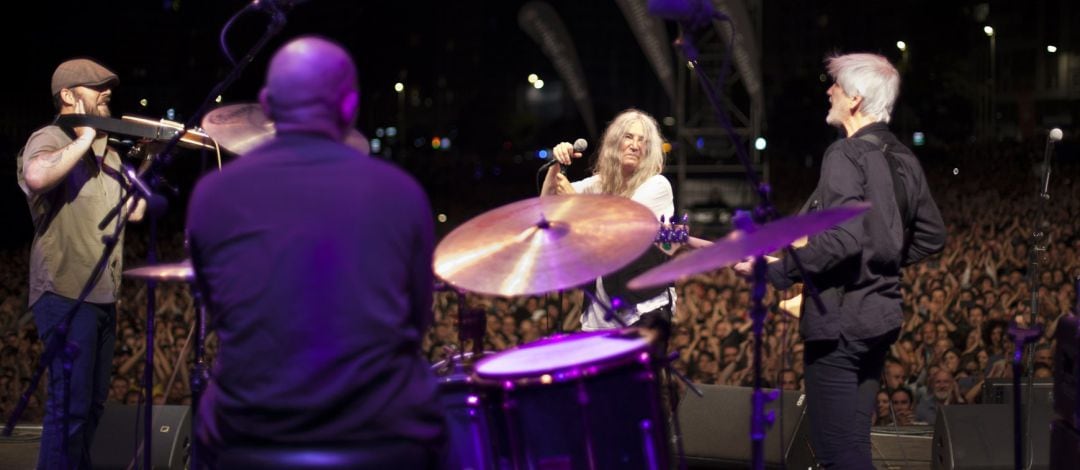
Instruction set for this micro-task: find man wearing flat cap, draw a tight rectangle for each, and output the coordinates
[17,57,145,468]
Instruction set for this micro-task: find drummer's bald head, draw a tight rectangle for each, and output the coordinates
[260,36,359,139]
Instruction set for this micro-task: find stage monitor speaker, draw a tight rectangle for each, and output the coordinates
[1053,314,1078,428]
[676,384,812,469]
[90,404,190,470]
[931,403,1050,470]
[983,378,1054,406]
[1050,418,1080,470]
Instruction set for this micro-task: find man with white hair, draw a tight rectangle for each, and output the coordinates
[735,53,946,468]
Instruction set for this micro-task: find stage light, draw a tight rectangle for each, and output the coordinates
[437,213,447,223]
[441,137,451,150]
[431,137,441,149]
[533,80,544,89]
[394,82,404,93]
[896,41,907,52]
[754,137,767,151]
[983,26,994,37]
[1047,45,1058,53]
[537,149,549,159]
[139,99,148,107]
[215,95,222,103]
[371,138,382,153]
[528,73,538,84]
[386,127,398,137]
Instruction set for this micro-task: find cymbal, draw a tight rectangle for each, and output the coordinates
[434,195,660,297]
[123,259,194,282]
[627,203,871,290]
[201,103,370,155]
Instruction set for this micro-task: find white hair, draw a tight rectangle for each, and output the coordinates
[826,53,900,123]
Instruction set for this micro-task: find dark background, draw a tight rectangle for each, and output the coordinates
[1,0,1077,250]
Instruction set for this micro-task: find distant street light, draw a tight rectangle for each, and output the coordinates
[896,41,907,52]
[394,82,404,93]
[983,25,994,37]
[533,79,544,89]
[527,73,538,84]
[1047,45,1058,53]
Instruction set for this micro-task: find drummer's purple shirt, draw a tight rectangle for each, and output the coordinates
[186,132,444,448]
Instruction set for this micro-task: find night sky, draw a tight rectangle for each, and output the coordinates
[1,0,1077,249]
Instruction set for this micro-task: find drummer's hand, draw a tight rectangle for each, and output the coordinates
[552,141,583,166]
[72,99,96,141]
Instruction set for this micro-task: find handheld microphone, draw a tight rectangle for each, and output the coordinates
[539,138,588,174]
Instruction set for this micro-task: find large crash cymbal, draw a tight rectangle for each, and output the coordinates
[434,195,660,297]
[201,103,369,155]
[627,203,871,290]
[123,259,194,282]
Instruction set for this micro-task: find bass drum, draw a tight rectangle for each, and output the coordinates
[475,329,669,469]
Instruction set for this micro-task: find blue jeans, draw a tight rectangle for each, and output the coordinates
[33,292,116,470]
[803,329,898,470]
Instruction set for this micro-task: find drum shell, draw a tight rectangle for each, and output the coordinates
[477,332,670,469]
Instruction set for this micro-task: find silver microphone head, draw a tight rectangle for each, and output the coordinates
[1049,128,1063,142]
[573,138,588,153]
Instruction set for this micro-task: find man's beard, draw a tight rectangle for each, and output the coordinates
[933,390,950,401]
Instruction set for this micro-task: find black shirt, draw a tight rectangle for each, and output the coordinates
[767,123,946,341]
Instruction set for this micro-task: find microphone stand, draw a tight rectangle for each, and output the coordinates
[92,5,289,469]
[1006,133,1059,470]
[669,20,827,470]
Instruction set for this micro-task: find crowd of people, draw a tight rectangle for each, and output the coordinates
[1,139,1077,434]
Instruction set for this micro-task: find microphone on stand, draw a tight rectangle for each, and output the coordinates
[122,163,169,218]
[539,138,588,175]
[1041,128,1063,197]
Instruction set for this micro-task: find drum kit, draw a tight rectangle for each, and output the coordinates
[101,100,868,469]
[428,194,870,469]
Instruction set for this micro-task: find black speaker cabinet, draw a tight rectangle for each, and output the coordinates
[931,403,1051,470]
[1054,315,1079,428]
[1050,418,1080,470]
[90,404,191,470]
[676,384,812,469]
[983,378,1055,406]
